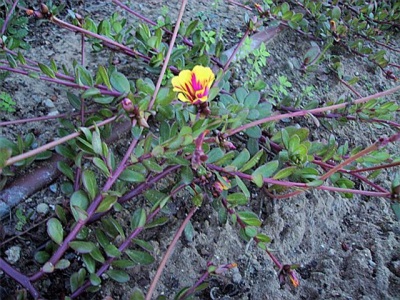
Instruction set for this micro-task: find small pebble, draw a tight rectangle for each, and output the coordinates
[43,99,55,108]
[36,203,49,215]
[49,184,58,193]
[368,260,376,268]
[5,246,21,264]
[47,110,60,116]
[232,269,242,284]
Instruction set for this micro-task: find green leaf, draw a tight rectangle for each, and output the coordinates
[38,63,56,78]
[235,87,248,103]
[93,157,111,177]
[145,216,169,229]
[235,176,250,199]
[90,273,102,286]
[126,250,155,265]
[43,261,55,273]
[91,130,102,155]
[273,166,296,179]
[82,87,101,99]
[240,150,263,172]
[206,148,225,163]
[142,159,163,173]
[237,211,262,226]
[245,125,261,139]
[129,287,145,300]
[55,259,70,270]
[231,149,250,169]
[70,269,87,293]
[90,246,105,263]
[226,193,248,207]
[184,221,195,242]
[0,147,12,168]
[255,233,271,243]
[130,208,147,229]
[107,270,130,283]
[82,253,96,273]
[331,6,341,19]
[112,259,136,269]
[184,20,199,37]
[104,243,121,258]
[110,71,130,94]
[244,226,258,238]
[82,170,98,200]
[180,166,194,184]
[119,169,146,182]
[57,161,74,181]
[252,161,279,183]
[70,190,89,221]
[391,203,400,221]
[69,241,96,253]
[96,195,118,213]
[34,251,50,264]
[55,145,76,160]
[75,65,93,86]
[97,65,112,90]
[307,180,324,187]
[67,91,81,110]
[155,87,175,106]
[244,91,260,108]
[47,218,64,245]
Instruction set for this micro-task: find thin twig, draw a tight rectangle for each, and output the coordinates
[0,0,19,35]
[148,0,187,111]
[146,206,197,300]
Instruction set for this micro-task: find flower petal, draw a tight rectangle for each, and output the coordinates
[171,65,215,104]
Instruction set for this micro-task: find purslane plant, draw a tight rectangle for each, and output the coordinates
[0,1,399,299]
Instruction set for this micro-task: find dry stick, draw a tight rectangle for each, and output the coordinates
[0,63,120,97]
[146,206,198,300]
[0,119,131,220]
[319,133,400,181]
[0,0,19,35]
[227,85,400,137]
[349,161,400,174]
[30,126,139,283]
[147,0,186,111]
[70,207,162,298]
[222,28,250,72]
[279,105,400,128]
[112,0,224,68]
[145,1,190,298]
[4,116,117,167]
[0,108,105,126]
[220,198,298,286]
[208,164,391,197]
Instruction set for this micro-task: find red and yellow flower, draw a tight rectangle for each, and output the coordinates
[171,65,215,104]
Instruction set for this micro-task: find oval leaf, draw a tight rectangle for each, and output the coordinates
[47,218,64,245]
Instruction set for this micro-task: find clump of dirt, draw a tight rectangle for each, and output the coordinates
[1,1,399,299]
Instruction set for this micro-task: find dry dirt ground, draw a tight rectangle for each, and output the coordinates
[1,1,400,299]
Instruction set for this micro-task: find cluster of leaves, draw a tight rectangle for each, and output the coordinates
[0,0,30,50]
[0,91,16,113]
[0,1,399,299]
[256,0,399,79]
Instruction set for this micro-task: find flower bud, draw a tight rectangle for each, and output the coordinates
[40,4,49,14]
[223,141,236,150]
[121,98,134,113]
[34,11,44,19]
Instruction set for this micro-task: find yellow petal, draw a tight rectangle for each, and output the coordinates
[177,93,191,103]
[192,66,215,88]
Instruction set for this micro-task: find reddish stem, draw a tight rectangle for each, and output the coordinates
[146,206,197,300]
